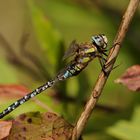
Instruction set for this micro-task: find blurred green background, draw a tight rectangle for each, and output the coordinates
[0,0,140,139]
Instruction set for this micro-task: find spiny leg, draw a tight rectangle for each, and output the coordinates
[102,57,120,75]
[98,56,118,75]
[96,54,108,74]
[98,57,106,69]
[99,42,121,74]
[105,42,121,52]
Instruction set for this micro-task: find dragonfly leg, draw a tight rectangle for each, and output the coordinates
[100,42,121,74]
[105,42,121,52]
[102,63,108,75]
[96,54,108,75]
[103,57,120,74]
[98,57,106,69]
[97,55,117,75]
[104,58,115,68]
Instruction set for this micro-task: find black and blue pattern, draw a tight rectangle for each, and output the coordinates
[0,34,108,119]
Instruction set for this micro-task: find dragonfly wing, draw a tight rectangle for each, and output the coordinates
[63,40,79,60]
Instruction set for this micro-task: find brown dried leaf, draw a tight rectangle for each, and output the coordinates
[0,84,29,99]
[0,121,12,139]
[7,112,73,140]
[115,65,140,91]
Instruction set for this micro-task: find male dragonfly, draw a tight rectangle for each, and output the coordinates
[0,34,108,119]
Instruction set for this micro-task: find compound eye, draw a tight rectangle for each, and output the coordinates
[92,36,102,46]
[92,34,108,49]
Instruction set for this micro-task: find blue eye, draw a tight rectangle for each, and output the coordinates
[91,34,107,49]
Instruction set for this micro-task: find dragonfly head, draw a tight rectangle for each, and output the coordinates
[91,34,108,51]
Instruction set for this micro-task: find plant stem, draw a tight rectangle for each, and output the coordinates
[72,0,140,139]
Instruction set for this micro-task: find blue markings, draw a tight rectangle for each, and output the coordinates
[63,70,72,78]
[0,34,108,119]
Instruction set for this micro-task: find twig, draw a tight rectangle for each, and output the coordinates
[72,0,140,139]
[32,98,57,114]
[0,33,44,81]
[20,33,51,80]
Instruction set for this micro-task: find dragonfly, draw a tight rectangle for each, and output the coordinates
[0,34,108,119]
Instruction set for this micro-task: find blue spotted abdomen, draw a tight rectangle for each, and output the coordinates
[61,62,85,80]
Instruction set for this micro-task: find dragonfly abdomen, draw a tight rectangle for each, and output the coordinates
[63,63,86,79]
[0,80,54,119]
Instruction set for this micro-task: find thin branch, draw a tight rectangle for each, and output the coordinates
[72,0,140,139]
[0,33,44,81]
[32,98,57,114]
[20,33,51,80]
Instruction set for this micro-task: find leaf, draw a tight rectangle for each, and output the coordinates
[115,65,140,91]
[0,121,12,139]
[27,0,62,74]
[107,106,140,140]
[7,112,73,140]
[0,84,29,100]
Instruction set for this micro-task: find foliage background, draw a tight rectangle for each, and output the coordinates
[0,0,140,139]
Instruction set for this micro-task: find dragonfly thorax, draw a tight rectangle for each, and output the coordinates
[76,43,97,63]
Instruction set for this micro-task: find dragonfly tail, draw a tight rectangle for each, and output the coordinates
[0,80,55,119]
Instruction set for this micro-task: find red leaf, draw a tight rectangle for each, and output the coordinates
[115,65,140,91]
[0,121,12,139]
[0,84,30,99]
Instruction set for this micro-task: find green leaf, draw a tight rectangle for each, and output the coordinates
[27,0,62,74]
[107,106,140,140]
